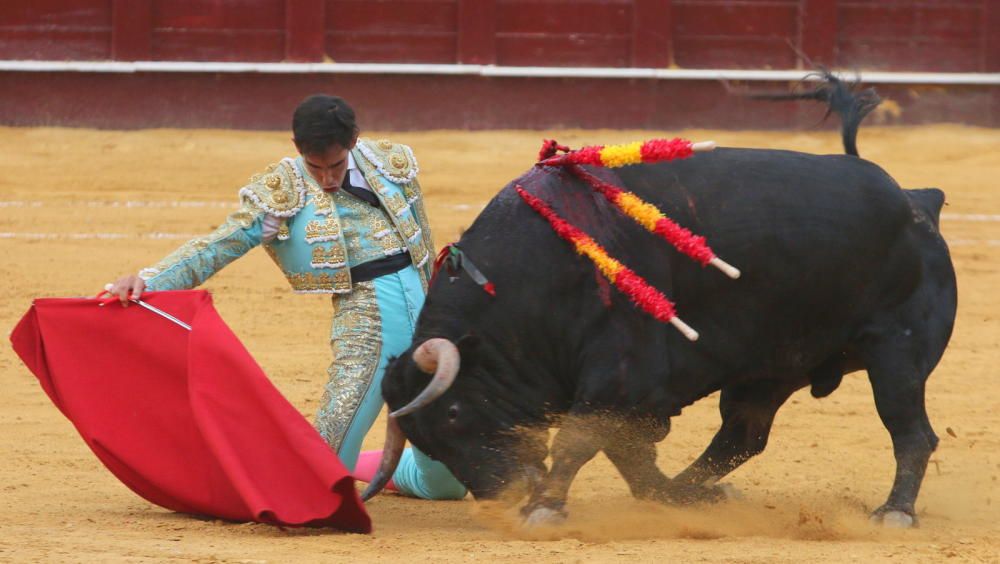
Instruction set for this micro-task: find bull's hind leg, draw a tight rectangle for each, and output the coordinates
[602,419,731,505]
[601,420,679,501]
[673,379,802,492]
[862,341,940,528]
[862,250,956,528]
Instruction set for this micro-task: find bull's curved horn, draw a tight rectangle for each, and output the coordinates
[360,416,406,501]
[391,338,460,418]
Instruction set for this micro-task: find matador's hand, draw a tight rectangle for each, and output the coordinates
[103,275,146,306]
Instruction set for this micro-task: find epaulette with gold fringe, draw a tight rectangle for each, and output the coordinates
[239,157,307,217]
[356,138,419,184]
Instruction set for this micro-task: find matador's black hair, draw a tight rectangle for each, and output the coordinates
[292,94,359,154]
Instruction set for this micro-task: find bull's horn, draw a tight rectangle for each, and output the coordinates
[360,416,406,501]
[391,338,460,417]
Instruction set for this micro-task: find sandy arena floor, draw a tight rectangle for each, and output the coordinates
[0,125,998,562]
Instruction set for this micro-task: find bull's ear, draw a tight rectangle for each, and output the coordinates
[457,333,481,354]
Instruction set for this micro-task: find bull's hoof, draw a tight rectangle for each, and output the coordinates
[870,505,917,528]
[520,506,567,528]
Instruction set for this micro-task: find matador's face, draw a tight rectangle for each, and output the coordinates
[299,137,357,192]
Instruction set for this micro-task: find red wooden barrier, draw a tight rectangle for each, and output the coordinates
[286,0,325,62]
[837,0,987,72]
[150,0,286,62]
[0,0,112,60]
[458,0,496,64]
[2,70,994,130]
[800,0,837,67]
[0,1,996,128]
[1,0,995,71]
[112,0,152,60]
[326,0,458,63]
[632,0,672,68]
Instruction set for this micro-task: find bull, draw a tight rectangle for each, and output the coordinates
[365,75,956,529]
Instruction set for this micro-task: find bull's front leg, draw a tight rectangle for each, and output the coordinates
[520,423,604,527]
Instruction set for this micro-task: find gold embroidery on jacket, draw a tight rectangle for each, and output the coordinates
[380,234,406,256]
[398,215,420,241]
[139,196,264,288]
[311,191,333,216]
[276,221,290,241]
[286,271,353,293]
[383,192,409,217]
[353,142,432,289]
[305,218,341,243]
[311,245,347,269]
[333,187,405,265]
[315,283,382,452]
[356,138,418,184]
[241,159,304,217]
[369,216,392,238]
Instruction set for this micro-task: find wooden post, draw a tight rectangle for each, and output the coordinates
[985,0,999,72]
[632,0,672,68]
[286,0,325,62]
[987,0,1000,127]
[799,0,838,68]
[111,0,152,61]
[457,0,496,65]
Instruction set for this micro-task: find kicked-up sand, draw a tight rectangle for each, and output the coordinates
[0,124,998,562]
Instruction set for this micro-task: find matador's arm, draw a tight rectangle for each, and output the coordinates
[139,200,265,291]
[140,159,305,291]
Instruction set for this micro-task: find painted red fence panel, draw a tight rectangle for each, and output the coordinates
[0,0,112,60]
[494,0,632,66]
[671,0,800,69]
[150,0,286,61]
[324,0,458,63]
[0,0,996,129]
[837,0,989,72]
[0,0,995,71]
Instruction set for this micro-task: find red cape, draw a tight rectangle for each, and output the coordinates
[10,290,371,533]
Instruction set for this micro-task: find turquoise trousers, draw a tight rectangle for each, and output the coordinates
[315,265,466,500]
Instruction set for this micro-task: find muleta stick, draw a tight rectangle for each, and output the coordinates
[516,186,699,341]
[100,284,193,330]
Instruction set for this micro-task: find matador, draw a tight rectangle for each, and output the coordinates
[107,95,466,500]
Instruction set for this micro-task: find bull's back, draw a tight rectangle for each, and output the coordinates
[615,148,928,371]
[625,148,910,259]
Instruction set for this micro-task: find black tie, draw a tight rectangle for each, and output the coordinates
[341,172,380,207]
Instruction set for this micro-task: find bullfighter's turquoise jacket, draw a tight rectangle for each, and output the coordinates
[139,138,435,293]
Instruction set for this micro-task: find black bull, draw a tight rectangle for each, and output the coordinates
[374,148,956,526]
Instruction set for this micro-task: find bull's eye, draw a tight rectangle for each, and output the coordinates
[447,403,460,421]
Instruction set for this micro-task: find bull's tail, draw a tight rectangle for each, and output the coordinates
[746,70,881,157]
